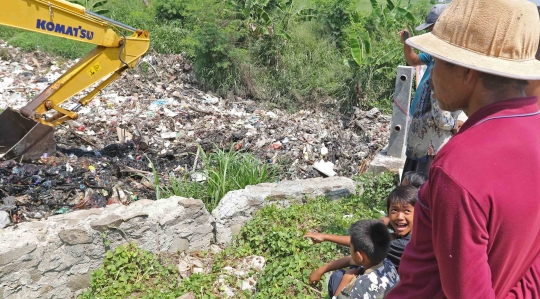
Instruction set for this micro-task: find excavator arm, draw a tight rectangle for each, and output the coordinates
[0,0,150,161]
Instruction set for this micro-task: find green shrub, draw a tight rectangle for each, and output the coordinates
[79,243,178,299]
[71,0,109,15]
[153,0,188,21]
[256,21,356,107]
[344,0,423,112]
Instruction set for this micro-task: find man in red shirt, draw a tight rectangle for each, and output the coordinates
[387,0,540,298]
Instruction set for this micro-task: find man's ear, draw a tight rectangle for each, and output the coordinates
[464,68,481,85]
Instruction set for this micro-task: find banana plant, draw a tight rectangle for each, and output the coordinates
[71,0,109,15]
[349,30,371,66]
[370,0,417,25]
[349,30,400,67]
[228,0,297,39]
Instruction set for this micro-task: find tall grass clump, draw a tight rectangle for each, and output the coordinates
[161,145,276,211]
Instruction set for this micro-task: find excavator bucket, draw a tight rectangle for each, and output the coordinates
[0,108,56,162]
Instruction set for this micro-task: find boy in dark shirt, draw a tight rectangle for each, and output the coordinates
[305,185,417,296]
[334,220,399,299]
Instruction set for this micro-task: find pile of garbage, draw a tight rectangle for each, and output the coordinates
[0,41,391,223]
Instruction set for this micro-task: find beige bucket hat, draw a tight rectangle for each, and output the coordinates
[407,0,540,80]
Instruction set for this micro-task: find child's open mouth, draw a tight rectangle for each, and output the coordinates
[395,223,408,231]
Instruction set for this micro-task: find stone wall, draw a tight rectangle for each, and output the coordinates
[0,197,213,299]
[212,176,358,244]
[0,176,358,298]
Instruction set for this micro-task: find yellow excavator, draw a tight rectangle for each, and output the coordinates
[0,0,150,161]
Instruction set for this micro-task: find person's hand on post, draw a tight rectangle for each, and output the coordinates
[398,29,410,44]
[452,120,465,135]
[304,232,326,244]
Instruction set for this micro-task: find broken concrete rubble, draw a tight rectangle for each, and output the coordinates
[218,256,266,297]
[367,153,405,175]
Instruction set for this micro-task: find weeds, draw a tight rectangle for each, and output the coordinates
[79,243,178,299]
[146,155,161,200]
[82,171,398,298]
[355,171,398,216]
[71,0,110,15]
[0,48,11,60]
[161,145,276,211]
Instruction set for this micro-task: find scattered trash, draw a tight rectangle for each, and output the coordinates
[320,145,328,157]
[0,211,10,229]
[191,173,207,182]
[313,160,337,177]
[0,41,391,222]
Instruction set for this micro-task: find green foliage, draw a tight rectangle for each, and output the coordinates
[165,172,209,201]
[71,0,110,15]
[147,155,161,200]
[314,0,361,43]
[355,172,398,215]
[83,170,399,297]
[344,0,421,112]
[349,30,372,66]
[0,48,11,60]
[153,0,188,21]
[249,21,357,108]
[80,243,178,298]
[177,195,374,298]
[161,145,276,211]
[0,0,432,113]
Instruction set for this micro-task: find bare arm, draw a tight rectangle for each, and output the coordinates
[398,29,423,66]
[334,268,362,297]
[309,256,356,285]
[304,232,350,247]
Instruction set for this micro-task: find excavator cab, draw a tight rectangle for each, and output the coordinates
[0,109,56,161]
[0,0,150,162]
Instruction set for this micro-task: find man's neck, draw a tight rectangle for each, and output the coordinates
[465,86,525,116]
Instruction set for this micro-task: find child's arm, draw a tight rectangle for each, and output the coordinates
[333,268,362,298]
[309,256,356,285]
[304,232,351,246]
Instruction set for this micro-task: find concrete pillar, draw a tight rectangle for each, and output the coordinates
[386,66,414,158]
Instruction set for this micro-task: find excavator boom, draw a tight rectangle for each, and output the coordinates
[0,0,150,161]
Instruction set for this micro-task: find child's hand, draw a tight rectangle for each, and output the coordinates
[309,268,324,286]
[304,232,325,244]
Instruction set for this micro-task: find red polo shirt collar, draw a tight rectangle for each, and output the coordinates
[458,96,539,133]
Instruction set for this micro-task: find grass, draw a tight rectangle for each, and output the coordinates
[161,145,277,211]
[249,21,357,108]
